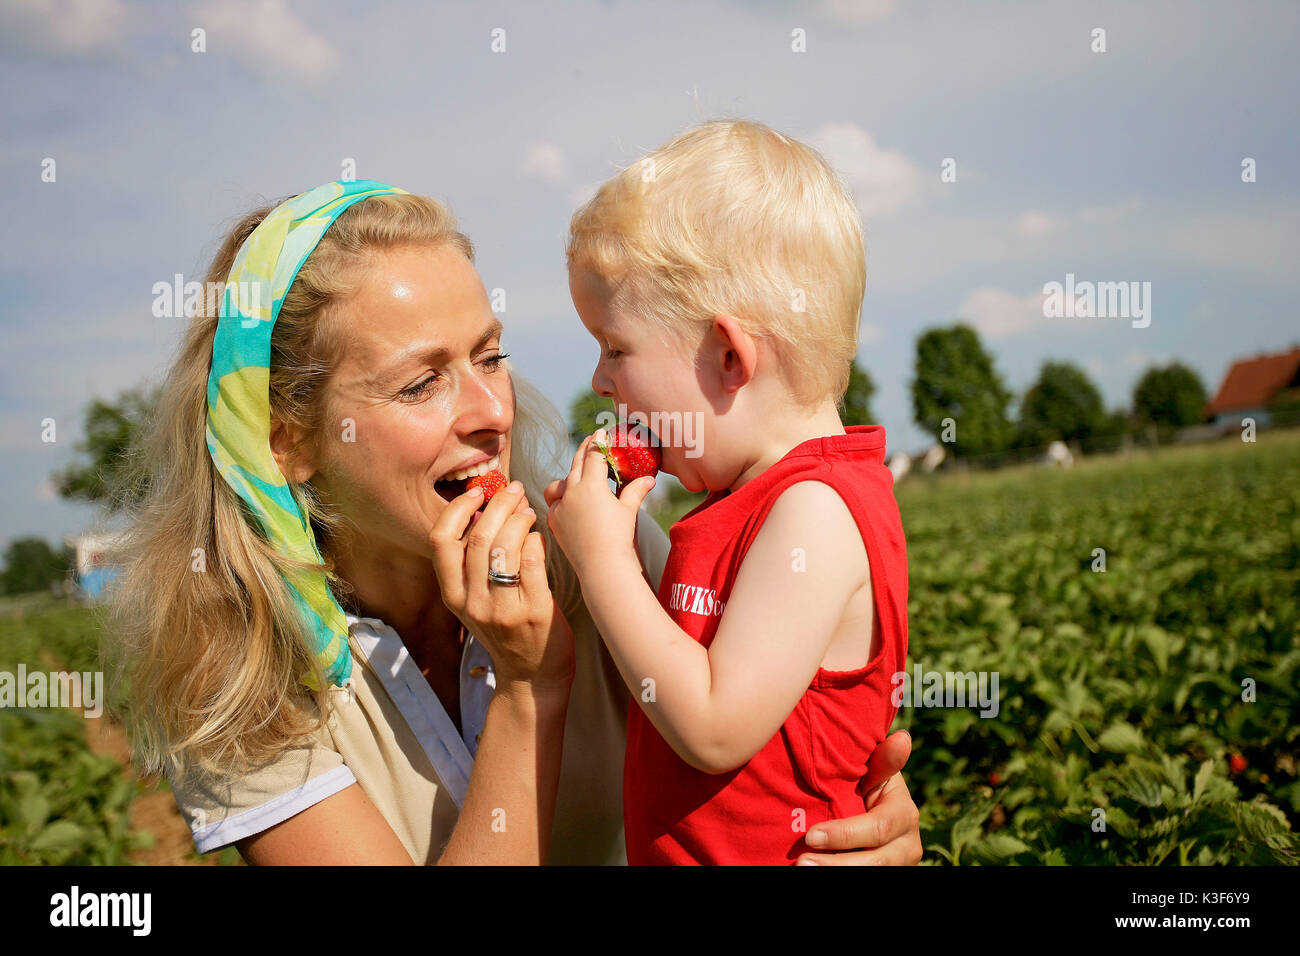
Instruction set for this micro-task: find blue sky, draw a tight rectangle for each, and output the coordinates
[1,0,1297,550]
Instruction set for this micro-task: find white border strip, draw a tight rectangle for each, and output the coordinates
[191,764,357,854]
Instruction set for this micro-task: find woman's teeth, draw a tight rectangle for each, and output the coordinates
[440,455,501,482]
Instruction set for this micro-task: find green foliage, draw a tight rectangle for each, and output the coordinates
[897,431,1300,864]
[839,358,877,427]
[0,602,153,865]
[1081,408,1133,454]
[911,324,1014,457]
[1267,386,1300,427]
[567,390,616,447]
[0,710,150,865]
[51,385,161,513]
[649,475,707,533]
[1133,363,1208,428]
[1014,361,1106,448]
[1,537,73,597]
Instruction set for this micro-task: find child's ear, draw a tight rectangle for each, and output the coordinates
[711,314,758,394]
[270,419,318,484]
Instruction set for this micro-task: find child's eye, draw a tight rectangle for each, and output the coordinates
[605,348,622,360]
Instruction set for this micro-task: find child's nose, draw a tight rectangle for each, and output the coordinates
[591,365,615,399]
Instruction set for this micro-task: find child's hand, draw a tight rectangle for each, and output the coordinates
[546,430,656,578]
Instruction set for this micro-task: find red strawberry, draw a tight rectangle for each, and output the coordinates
[596,423,661,489]
[1229,753,1247,774]
[467,469,507,502]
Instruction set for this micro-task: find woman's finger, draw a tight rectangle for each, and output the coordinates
[518,530,549,603]
[487,507,537,582]
[464,481,527,587]
[428,487,486,606]
[801,772,922,859]
[795,846,907,866]
[858,730,913,798]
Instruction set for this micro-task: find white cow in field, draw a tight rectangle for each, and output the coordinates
[1044,440,1075,468]
[887,452,911,484]
[921,444,947,473]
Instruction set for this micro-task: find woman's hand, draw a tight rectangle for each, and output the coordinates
[429,479,574,691]
[797,730,923,865]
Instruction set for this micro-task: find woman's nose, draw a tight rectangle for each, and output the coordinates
[457,365,513,434]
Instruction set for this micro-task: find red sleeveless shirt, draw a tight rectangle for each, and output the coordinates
[623,425,909,865]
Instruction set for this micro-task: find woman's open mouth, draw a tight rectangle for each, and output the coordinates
[433,454,502,505]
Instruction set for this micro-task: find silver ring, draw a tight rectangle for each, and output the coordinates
[487,568,522,587]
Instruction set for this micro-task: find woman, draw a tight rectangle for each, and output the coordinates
[107,180,922,865]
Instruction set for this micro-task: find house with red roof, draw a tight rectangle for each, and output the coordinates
[1204,346,1300,427]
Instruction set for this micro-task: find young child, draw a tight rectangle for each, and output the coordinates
[545,120,909,865]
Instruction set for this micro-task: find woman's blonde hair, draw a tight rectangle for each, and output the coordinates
[105,191,572,782]
[566,119,867,405]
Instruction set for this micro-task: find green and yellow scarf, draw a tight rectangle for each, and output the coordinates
[206,180,408,688]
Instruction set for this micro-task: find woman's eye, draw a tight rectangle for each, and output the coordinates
[605,348,622,360]
[401,352,508,399]
[399,374,440,399]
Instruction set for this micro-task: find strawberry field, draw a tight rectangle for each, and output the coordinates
[889,430,1299,864]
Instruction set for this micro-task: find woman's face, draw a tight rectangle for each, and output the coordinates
[300,243,514,560]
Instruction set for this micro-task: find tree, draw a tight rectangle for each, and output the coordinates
[53,384,161,513]
[567,390,616,447]
[839,358,877,426]
[1132,363,1208,428]
[911,324,1014,457]
[0,537,72,596]
[1015,361,1106,447]
[1083,408,1133,453]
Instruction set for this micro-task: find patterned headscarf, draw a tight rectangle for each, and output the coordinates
[205,180,409,689]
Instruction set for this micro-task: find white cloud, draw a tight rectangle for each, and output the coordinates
[821,0,897,24]
[807,122,924,221]
[521,142,568,184]
[955,286,1048,338]
[0,0,127,59]
[1018,210,1058,237]
[192,0,338,83]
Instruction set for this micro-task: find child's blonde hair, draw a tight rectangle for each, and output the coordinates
[566,119,866,405]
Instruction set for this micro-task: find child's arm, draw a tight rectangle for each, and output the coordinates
[546,439,870,774]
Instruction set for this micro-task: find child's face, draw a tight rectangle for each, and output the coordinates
[568,267,710,491]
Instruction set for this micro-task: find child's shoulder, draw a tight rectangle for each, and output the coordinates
[757,478,869,550]
[754,428,895,506]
